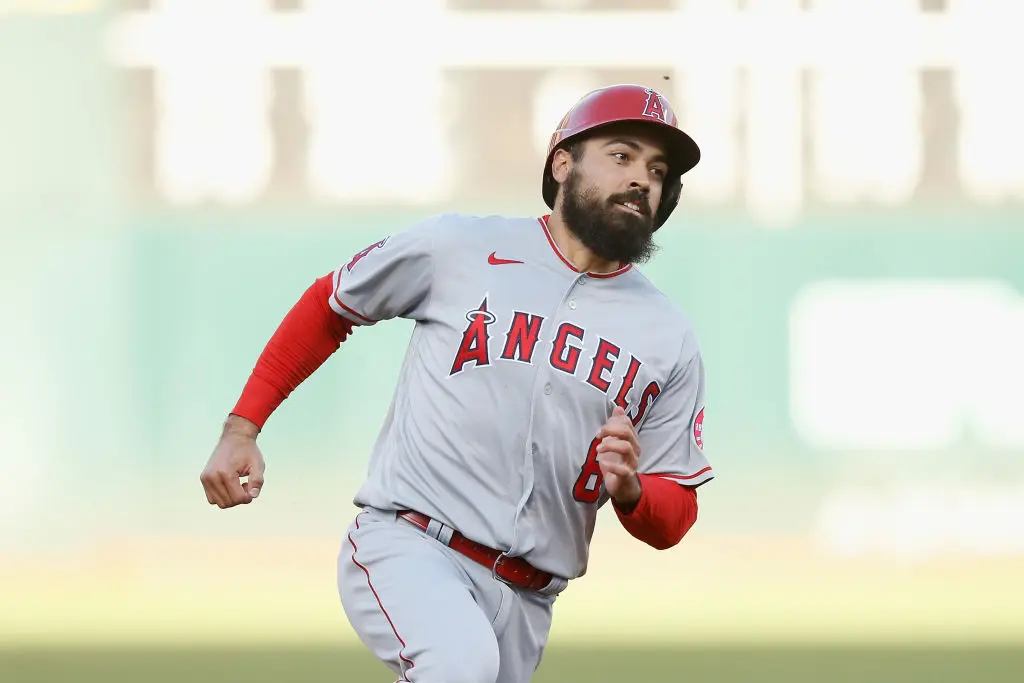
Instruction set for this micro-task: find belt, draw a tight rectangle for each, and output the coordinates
[397,510,556,593]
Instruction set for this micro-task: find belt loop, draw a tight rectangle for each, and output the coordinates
[425,518,455,546]
[425,518,444,540]
[435,524,455,546]
[538,576,568,596]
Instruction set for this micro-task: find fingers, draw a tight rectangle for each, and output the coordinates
[200,436,265,509]
[246,462,265,500]
[200,468,254,508]
[597,459,635,478]
[595,436,638,470]
[241,478,262,501]
[596,412,641,458]
[223,473,251,506]
[200,469,229,508]
[596,435,631,458]
[600,404,635,433]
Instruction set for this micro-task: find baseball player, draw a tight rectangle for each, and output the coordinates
[200,83,713,683]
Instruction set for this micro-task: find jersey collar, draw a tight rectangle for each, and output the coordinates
[537,215,633,279]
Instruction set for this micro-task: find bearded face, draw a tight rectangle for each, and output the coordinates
[559,165,659,265]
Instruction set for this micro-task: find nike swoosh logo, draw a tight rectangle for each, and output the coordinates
[488,251,524,265]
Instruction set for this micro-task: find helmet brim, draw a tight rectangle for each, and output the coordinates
[541,119,701,211]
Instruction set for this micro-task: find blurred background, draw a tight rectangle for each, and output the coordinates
[2,0,1023,681]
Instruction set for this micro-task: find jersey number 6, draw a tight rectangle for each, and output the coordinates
[572,437,604,503]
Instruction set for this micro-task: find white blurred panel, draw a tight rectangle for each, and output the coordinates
[675,0,741,204]
[809,0,921,204]
[950,0,1024,202]
[151,0,275,204]
[744,0,803,224]
[303,0,450,203]
[790,279,1024,451]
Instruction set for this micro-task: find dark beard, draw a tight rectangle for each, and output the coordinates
[560,169,658,266]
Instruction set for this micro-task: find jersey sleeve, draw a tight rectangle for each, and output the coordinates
[634,336,714,488]
[328,215,439,326]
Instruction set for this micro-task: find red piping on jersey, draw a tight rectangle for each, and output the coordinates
[349,513,416,681]
[332,269,378,324]
[538,215,633,279]
[653,466,713,481]
[333,290,377,325]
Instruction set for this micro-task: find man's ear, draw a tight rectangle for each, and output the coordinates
[551,147,574,185]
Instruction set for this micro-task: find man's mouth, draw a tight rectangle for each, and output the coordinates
[617,201,644,216]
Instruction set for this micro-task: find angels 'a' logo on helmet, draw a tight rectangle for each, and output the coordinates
[642,88,668,123]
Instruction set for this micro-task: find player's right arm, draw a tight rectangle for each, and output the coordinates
[595,328,713,549]
[199,215,440,509]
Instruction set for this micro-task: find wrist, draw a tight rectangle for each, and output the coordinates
[223,414,260,440]
[612,474,643,514]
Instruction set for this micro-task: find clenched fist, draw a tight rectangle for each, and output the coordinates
[200,415,266,509]
[595,405,642,511]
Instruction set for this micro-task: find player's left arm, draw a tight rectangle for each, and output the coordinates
[229,218,438,431]
[602,335,713,549]
[201,217,440,508]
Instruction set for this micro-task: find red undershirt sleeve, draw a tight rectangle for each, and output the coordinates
[230,274,353,430]
[612,474,699,550]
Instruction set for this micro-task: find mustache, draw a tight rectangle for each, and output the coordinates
[608,190,652,216]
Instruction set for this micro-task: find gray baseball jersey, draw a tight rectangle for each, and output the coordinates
[329,212,713,581]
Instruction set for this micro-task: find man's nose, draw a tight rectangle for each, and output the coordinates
[628,168,651,192]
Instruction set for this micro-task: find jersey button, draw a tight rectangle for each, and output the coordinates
[543,383,552,395]
[568,300,577,310]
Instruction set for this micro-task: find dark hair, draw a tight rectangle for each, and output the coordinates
[566,139,586,163]
[553,140,586,199]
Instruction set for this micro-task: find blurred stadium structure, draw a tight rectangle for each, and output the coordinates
[102,0,1024,218]
[2,0,1023,662]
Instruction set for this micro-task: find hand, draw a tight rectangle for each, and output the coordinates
[595,405,642,510]
[200,415,266,509]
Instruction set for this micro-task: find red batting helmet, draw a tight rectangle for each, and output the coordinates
[541,83,700,230]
